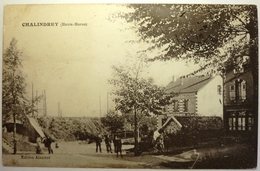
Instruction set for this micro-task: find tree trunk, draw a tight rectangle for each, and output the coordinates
[13,114,17,154]
[249,42,258,155]
[134,106,139,156]
[247,9,258,164]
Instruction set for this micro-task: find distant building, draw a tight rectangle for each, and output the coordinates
[158,75,223,128]
[223,56,255,136]
[3,116,46,143]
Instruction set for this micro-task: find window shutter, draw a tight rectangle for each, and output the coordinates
[230,84,236,101]
[241,80,246,100]
[217,85,222,95]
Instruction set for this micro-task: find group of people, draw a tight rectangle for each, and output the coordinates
[95,134,123,158]
[154,133,172,153]
[36,136,56,154]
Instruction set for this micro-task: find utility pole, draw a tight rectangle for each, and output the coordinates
[99,95,101,117]
[44,90,47,116]
[107,92,109,114]
[42,91,45,116]
[32,83,34,117]
[36,90,38,117]
[58,102,60,117]
[42,90,47,117]
[58,102,62,117]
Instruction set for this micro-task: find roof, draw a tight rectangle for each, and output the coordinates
[165,76,212,93]
[157,116,182,135]
[27,117,46,138]
[162,116,182,129]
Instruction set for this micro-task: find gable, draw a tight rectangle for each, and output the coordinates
[160,116,182,134]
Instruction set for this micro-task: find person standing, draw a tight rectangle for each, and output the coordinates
[44,136,54,154]
[104,135,112,153]
[36,136,43,154]
[164,134,171,153]
[114,136,122,158]
[95,135,102,153]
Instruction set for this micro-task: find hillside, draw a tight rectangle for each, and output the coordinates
[37,116,106,141]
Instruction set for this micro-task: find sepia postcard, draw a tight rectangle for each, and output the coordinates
[1,3,259,170]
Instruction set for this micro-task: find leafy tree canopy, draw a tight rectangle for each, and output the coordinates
[3,38,43,124]
[101,110,125,133]
[2,38,28,123]
[109,58,170,117]
[123,4,258,76]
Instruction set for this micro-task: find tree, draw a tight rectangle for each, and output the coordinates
[109,57,170,155]
[2,38,42,153]
[3,38,28,154]
[101,110,125,133]
[122,4,258,157]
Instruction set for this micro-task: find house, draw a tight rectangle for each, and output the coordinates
[158,75,223,128]
[223,56,255,136]
[3,116,46,143]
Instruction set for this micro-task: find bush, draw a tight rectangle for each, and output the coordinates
[37,117,106,141]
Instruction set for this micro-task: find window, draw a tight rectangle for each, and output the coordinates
[228,111,253,131]
[217,85,222,95]
[248,113,254,131]
[230,84,236,101]
[173,100,179,112]
[233,66,244,74]
[228,112,236,130]
[163,106,167,112]
[240,80,246,100]
[184,99,189,112]
[167,105,174,113]
[229,80,247,102]
[238,111,246,130]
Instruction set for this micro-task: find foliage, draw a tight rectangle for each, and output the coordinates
[2,38,43,153]
[101,110,125,133]
[125,114,157,133]
[122,5,258,118]
[37,117,106,141]
[2,38,43,124]
[122,4,258,157]
[2,38,28,123]
[161,116,224,148]
[109,63,170,117]
[123,4,257,76]
[109,57,171,155]
[174,116,223,131]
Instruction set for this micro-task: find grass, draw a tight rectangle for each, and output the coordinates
[158,142,257,169]
[2,132,36,152]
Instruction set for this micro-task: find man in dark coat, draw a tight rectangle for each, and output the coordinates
[114,136,122,158]
[44,136,54,154]
[95,135,102,153]
[104,135,112,153]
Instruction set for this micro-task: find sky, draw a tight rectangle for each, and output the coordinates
[3,4,201,117]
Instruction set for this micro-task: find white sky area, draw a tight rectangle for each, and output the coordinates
[4,4,201,117]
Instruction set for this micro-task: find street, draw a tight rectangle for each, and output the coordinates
[2,141,164,168]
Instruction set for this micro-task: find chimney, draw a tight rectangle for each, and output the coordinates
[172,75,175,82]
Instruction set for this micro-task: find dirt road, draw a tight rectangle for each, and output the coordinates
[2,141,151,168]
